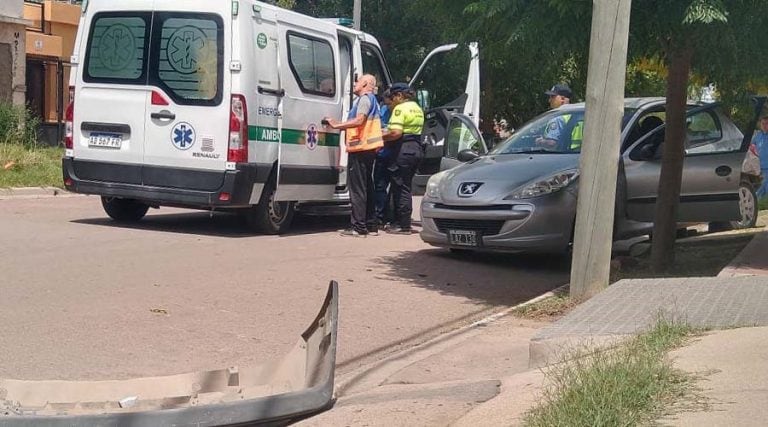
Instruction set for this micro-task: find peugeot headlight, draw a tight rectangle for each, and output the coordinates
[505,169,579,200]
[425,171,448,201]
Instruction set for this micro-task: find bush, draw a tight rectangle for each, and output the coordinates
[0,103,40,147]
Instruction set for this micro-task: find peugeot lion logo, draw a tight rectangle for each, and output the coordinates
[458,182,483,197]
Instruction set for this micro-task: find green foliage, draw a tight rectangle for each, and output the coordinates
[0,103,39,147]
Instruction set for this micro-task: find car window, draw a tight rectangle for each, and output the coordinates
[491,110,586,154]
[152,14,222,105]
[85,13,150,83]
[287,33,335,97]
[445,117,486,158]
[685,110,731,154]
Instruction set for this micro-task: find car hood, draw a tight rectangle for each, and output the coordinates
[436,154,580,204]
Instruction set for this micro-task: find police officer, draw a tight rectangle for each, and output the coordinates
[536,83,573,149]
[383,83,424,234]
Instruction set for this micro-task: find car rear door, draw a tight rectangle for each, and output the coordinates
[74,3,153,184]
[623,104,745,222]
[142,2,230,191]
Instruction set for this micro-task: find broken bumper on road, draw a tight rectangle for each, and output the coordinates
[0,282,339,427]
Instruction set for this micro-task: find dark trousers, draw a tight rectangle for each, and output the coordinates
[348,150,377,233]
[374,157,394,225]
[390,140,423,230]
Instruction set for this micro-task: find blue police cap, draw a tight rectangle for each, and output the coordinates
[389,82,411,94]
[544,84,573,99]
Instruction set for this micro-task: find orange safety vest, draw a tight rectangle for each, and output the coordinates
[346,93,384,153]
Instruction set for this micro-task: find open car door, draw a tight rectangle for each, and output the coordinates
[408,42,484,195]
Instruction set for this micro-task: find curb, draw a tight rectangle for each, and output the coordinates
[0,187,80,200]
[717,231,768,277]
[334,284,568,398]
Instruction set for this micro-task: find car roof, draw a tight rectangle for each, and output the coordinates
[560,97,666,112]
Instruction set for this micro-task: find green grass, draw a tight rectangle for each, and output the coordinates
[524,318,697,427]
[0,143,63,188]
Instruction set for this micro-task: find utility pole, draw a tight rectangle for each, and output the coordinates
[570,0,632,300]
[353,0,362,30]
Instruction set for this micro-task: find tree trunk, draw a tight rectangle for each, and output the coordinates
[650,44,692,272]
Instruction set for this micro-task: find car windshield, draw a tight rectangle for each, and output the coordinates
[491,108,637,155]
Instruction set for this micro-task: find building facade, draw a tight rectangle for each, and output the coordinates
[0,0,29,106]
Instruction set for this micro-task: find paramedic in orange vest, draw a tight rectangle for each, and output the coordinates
[324,74,384,237]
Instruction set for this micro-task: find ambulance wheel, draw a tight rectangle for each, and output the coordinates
[101,197,149,222]
[247,179,295,234]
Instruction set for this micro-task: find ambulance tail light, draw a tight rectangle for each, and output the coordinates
[64,86,74,149]
[228,94,248,163]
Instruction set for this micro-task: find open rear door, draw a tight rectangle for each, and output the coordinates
[409,42,481,194]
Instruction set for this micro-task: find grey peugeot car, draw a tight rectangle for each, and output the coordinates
[420,97,756,253]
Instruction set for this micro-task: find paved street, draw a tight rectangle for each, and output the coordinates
[0,196,567,381]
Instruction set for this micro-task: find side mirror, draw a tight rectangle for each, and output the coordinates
[457,149,480,162]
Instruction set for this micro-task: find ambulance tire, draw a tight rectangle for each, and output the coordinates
[247,177,295,235]
[101,196,149,222]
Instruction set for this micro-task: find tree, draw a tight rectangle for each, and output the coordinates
[464,0,768,272]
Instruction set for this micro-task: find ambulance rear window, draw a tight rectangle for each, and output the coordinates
[150,13,224,106]
[84,13,150,83]
[83,12,223,106]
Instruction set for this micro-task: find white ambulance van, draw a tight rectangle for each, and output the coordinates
[63,0,481,233]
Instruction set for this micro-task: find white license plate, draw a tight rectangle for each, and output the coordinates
[448,229,479,247]
[88,133,122,149]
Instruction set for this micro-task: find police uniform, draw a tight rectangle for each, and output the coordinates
[753,128,768,198]
[387,99,424,231]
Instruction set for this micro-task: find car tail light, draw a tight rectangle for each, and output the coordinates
[64,86,74,149]
[228,94,248,163]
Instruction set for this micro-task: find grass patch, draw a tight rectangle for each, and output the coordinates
[0,143,63,188]
[513,287,577,320]
[524,318,698,427]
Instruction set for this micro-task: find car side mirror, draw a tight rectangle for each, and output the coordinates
[457,149,480,162]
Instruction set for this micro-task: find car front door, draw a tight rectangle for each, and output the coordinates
[623,103,745,222]
[408,43,481,194]
[413,114,487,195]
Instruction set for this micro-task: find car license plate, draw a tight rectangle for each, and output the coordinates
[88,133,122,149]
[448,230,479,247]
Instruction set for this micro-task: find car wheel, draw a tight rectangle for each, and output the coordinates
[246,176,295,234]
[101,197,149,222]
[709,181,758,232]
[732,181,758,229]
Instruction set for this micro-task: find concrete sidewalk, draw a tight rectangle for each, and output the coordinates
[303,229,768,426]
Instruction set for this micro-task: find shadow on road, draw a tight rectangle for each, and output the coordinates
[71,211,350,238]
[375,247,571,307]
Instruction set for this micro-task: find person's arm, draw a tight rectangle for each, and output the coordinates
[383,104,404,141]
[324,95,371,130]
[324,114,366,130]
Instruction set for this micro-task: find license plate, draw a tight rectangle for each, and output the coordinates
[88,133,122,149]
[448,229,479,247]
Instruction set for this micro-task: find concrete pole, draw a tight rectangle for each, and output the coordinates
[570,0,632,300]
[353,0,362,30]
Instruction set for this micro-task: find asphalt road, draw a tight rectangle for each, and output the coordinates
[0,196,568,381]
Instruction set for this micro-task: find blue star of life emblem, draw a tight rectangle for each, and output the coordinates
[306,124,318,150]
[171,122,196,150]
